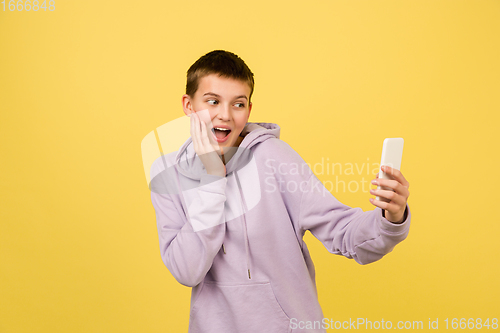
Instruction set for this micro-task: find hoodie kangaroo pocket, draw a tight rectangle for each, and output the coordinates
[190,281,291,333]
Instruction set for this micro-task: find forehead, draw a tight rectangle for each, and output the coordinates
[196,74,251,98]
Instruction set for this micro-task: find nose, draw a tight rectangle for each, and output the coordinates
[216,103,232,121]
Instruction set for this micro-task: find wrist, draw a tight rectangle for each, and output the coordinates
[383,206,407,224]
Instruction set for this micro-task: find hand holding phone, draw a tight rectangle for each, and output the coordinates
[376,138,404,203]
[369,138,410,223]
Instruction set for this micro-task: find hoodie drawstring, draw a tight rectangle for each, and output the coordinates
[234,171,252,279]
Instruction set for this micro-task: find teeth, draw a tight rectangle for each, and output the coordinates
[214,127,230,131]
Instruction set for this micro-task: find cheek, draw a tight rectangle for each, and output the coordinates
[208,110,218,121]
[234,112,249,126]
[204,110,218,125]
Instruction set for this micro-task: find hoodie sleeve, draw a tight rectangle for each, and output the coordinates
[151,174,228,287]
[298,172,410,264]
[266,139,410,265]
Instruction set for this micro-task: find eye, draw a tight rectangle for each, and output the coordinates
[235,102,245,108]
[207,99,218,105]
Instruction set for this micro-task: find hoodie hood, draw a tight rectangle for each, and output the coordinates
[175,122,280,180]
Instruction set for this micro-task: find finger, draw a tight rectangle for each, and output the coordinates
[373,178,409,197]
[190,112,198,150]
[371,188,396,202]
[196,114,216,156]
[202,118,221,152]
[373,179,399,192]
[193,112,203,152]
[369,197,391,210]
[369,197,404,216]
[199,119,212,150]
[381,165,409,187]
[370,188,406,207]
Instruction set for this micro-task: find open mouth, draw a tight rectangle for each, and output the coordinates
[211,127,232,142]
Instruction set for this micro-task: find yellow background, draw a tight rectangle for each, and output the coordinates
[1,0,499,332]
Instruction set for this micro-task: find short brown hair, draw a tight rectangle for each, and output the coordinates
[186,50,255,101]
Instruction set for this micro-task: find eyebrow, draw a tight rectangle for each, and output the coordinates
[203,92,248,101]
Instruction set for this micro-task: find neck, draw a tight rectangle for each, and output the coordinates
[219,135,244,165]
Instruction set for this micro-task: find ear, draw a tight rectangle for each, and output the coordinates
[182,94,194,116]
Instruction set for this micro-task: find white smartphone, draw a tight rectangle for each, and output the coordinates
[376,138,404,202]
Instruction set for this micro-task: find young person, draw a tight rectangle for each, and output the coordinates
[150,50,411,333]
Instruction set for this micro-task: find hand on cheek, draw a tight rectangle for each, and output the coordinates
[190,111,226,177]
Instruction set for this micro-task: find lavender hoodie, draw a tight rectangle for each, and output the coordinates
[150,122,411,333]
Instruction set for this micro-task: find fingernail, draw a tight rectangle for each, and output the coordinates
[371,180,378,185]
